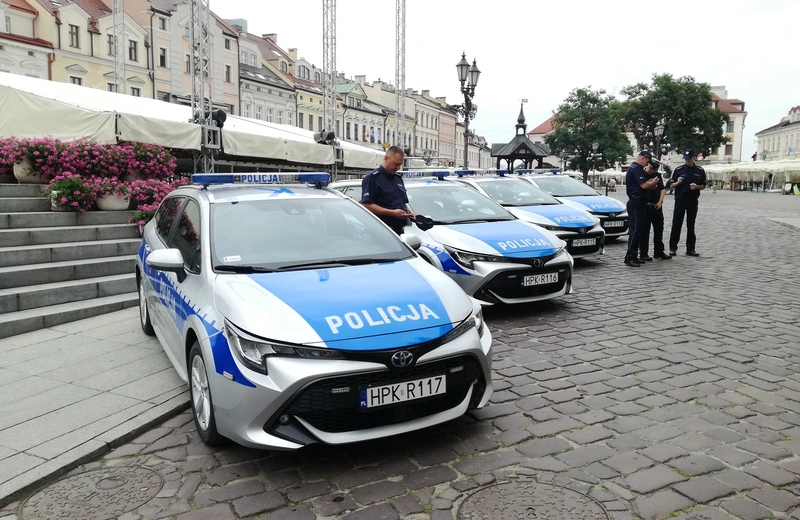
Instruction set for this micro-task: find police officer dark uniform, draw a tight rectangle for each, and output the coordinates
[639,161,671,261]
[624,151,661,267]
[668,149,706,256]
[360,145,415,235]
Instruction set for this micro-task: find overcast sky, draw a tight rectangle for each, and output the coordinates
[211,0,798,160]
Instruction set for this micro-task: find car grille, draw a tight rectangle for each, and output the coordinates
[480,267,568,300]
[566,232,604,256]
[272,355,484,434]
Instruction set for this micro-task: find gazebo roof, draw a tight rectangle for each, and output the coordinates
[491,104,551,158]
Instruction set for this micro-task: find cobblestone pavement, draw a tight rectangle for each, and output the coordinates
[3,190,800,520]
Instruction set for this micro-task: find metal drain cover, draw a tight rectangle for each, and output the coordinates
[458,480,609,520]
[21,467,163,520]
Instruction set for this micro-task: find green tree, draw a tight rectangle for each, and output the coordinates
[544,88,632,183]
[621,74,729,161]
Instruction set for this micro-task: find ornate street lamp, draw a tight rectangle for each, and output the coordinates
[588,142,602,187]
[456,52,479,168]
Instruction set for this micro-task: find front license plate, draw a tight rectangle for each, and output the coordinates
[571,238,596,247]
[604,220,624,228]
[522,273,559,286]
[360,375,447,409]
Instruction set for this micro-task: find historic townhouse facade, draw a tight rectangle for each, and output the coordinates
[0,0,52,78]
[412,93,439,161]
[756,105,800,162]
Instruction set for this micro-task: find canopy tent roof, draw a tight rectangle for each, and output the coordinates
[0,74,382,169]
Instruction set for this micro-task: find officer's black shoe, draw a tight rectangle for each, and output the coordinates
[686,251,700,257]
[638,255,653,262]
[654,253,672,260]
[624,258,641,267]
[669,249,677,256]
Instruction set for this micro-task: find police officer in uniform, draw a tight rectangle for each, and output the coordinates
[624,151,661,267]
[668,149,706,256]
[361,145,415,235]
[639,161,671,261]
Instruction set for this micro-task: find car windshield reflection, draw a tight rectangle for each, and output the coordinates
[476,179,561,206]
[407,184,515,224]
[530,176,599,197]
[211,198,413,271]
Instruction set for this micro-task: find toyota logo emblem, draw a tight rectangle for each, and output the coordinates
[533,259,544,268]
[579,228,587,235]
[609,213,617,218]
[391,351,414,368]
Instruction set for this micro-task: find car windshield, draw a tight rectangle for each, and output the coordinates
[475,178,560,206]
[407,183,515,224]
[529,176,599,196]
[211,197,412,271]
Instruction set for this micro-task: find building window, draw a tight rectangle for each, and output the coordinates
[318,116,323,131]
[314,72,321,83]
[69,24,80,48]
[225,65,231,83]
[244,103,251,118]
[184,25,190,37]
[249,54,256,66]
[308,114,313,131]
[157,91,170,102]
[130,87,141,97]
[280,61,287,73]
[159,48,167,68]
[69,76,83,86]
[725,144,733,156]
[129,41,138,62]
[726,121,735,133]
[184,54,190,73]
[346,122,351,139]
[158,17,167,30]
[267,108,274,122]
[256,105,262,120]
[277,110,283,124]
[107,34,114,55]
[4,16,10,33]
[240,50,246,63]
[224,38,231,50]
[298,112,304,128]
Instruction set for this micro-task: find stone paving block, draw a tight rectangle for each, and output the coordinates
[669,507,739,520]
[639,444,687,463]
[205,463,259,486]
[584,462,619,479]
[672,476,735,503]
[606,434,649,451]
[551,401,588,416]
[633,489,693,520]
[392,495,424,516]
[579,395,616,409]
[542,388,583,404]
[671,434,722,451]
[351,480,406,505]
[527,417,582,437]
[311,494,359,517]
[555,445,616,468]
[492,414,533,432]
[520,456,570,472]
[602,451,654,475]
[747,486,800,512]
[285,481,335,502]
[623,465,688,494]
[573,409,615,425]
[722,498,772,520]
[738,440,792,460]
[707,446,758,467]
[452,451,522,476]
[704,427,746,443]
[194,480,265,506]
[564,425,613,444]
[606,403,648,417]
[636,424,684,442]
[743,462,799,486]
[748,402,783,415]
[341,503,399,520]
[729,423,783,443]
[527,408,561,422]
[516,395,549,411]
[612,387,653,402]
[511,384,547,397]
[334,467,384,489]
[232,491,286,517]
[606,415,654,433]
[516,437,571,458]
[176,504,235,520]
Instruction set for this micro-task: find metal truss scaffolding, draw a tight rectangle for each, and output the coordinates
[189,0,219,173]
[394,0,405,150]
[322,0,336,138]
[112,0,125,94]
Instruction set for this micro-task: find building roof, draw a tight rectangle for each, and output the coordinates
[239,64,292,90]
[527,113,557,135]
[492,135,550,158]
[755,119,800,137]
[335,82,360,94]
[213,13,238,36]
[0,31,53,48]
[148,0,176,14]
[711,93,745,113]
[1,0,38,15]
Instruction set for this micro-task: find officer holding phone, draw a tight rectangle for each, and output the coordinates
[361,145,416,235]
[624,151,661,267]
[668,149,706,256]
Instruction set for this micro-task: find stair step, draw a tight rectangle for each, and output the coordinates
[0,273,136,313]
[0,255,135,289]
[0,292,139,339]
[0,211,136,229]
[0,223,138,246]
[0,197,51,212]
[0,239,141,267]
[0,183,44,198]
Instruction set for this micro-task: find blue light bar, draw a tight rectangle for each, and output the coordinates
[400,170,450,178]
[516,168,562,175]
[191,172,330,186]
[454,170,476,177]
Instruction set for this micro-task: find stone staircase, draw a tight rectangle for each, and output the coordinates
[0,183,139,339]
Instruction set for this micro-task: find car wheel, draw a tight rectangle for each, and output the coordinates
[189,343,224,446]
[605,236,619,242]
[138,274,155,336]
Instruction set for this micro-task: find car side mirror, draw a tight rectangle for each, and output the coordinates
[146,248,187,282]
[402,234,422,251]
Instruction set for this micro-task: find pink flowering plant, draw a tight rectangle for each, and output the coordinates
[128,177,189,226]
[119,142,178,179]
[85,176,131,199]
[40,173,95,212]
[2,136,65,180]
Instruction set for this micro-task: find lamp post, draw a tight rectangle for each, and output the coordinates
[588,142,602,188]
[560,151,568,173]
[456,52,480,169]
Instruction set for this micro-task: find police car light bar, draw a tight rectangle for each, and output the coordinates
[454,170,476,177]
[399,170,450,178]
[191,172,331,185]
[516,168,562,175]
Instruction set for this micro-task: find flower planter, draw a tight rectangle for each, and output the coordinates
[49,191,70,212]
[14,159,48,184]
[97,193,131,211]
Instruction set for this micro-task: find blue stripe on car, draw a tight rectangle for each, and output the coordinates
[446,221,560,258]
[422,244,470,276]
[516,205,595,228]
[247,262,454,351]
[561,196,625,213]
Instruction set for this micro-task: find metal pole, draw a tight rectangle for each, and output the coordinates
[464,99,469,169]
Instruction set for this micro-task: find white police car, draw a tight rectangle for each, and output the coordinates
[519,172,629,239]
[330,173,574,305]
[135,173,492,450]
[452,171,605,259]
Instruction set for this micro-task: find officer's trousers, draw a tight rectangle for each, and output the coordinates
[669,196,699,252]
[625,198,647,260]
[639,205,665,257]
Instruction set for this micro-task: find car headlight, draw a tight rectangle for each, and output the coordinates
[539,223,564,231]
[444,246,505,269]
[441,310,484,344]
[225,322,343,374]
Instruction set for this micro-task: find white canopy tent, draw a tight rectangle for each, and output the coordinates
[0,73,383,169]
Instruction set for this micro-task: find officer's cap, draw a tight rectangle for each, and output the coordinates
[638,150,652,159]
[683,149,697,159]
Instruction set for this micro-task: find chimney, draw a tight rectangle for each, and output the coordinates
[406,88,414,95]
[355,75,366,85]
[263,33,277,44]
[436,96,446,103]
[374,80,383,89]
[422,90,430,97]
[288,48,298,61]
[338,72,345,79]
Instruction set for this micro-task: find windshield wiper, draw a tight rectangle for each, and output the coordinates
[454,217,514,223]
[274,258,401,271]
[215,265,277,273]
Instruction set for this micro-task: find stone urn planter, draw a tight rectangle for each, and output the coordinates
[14,159,48,184]
[96,193,131,211]
[49,191,70,212]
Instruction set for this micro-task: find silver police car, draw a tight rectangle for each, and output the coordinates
[452,172,605,259]
[330,174,574,305]
[136,173,492,450]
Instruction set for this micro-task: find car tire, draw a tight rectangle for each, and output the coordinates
[138,274,155,336]
[605,236,619,242]
[189,343,224,446]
